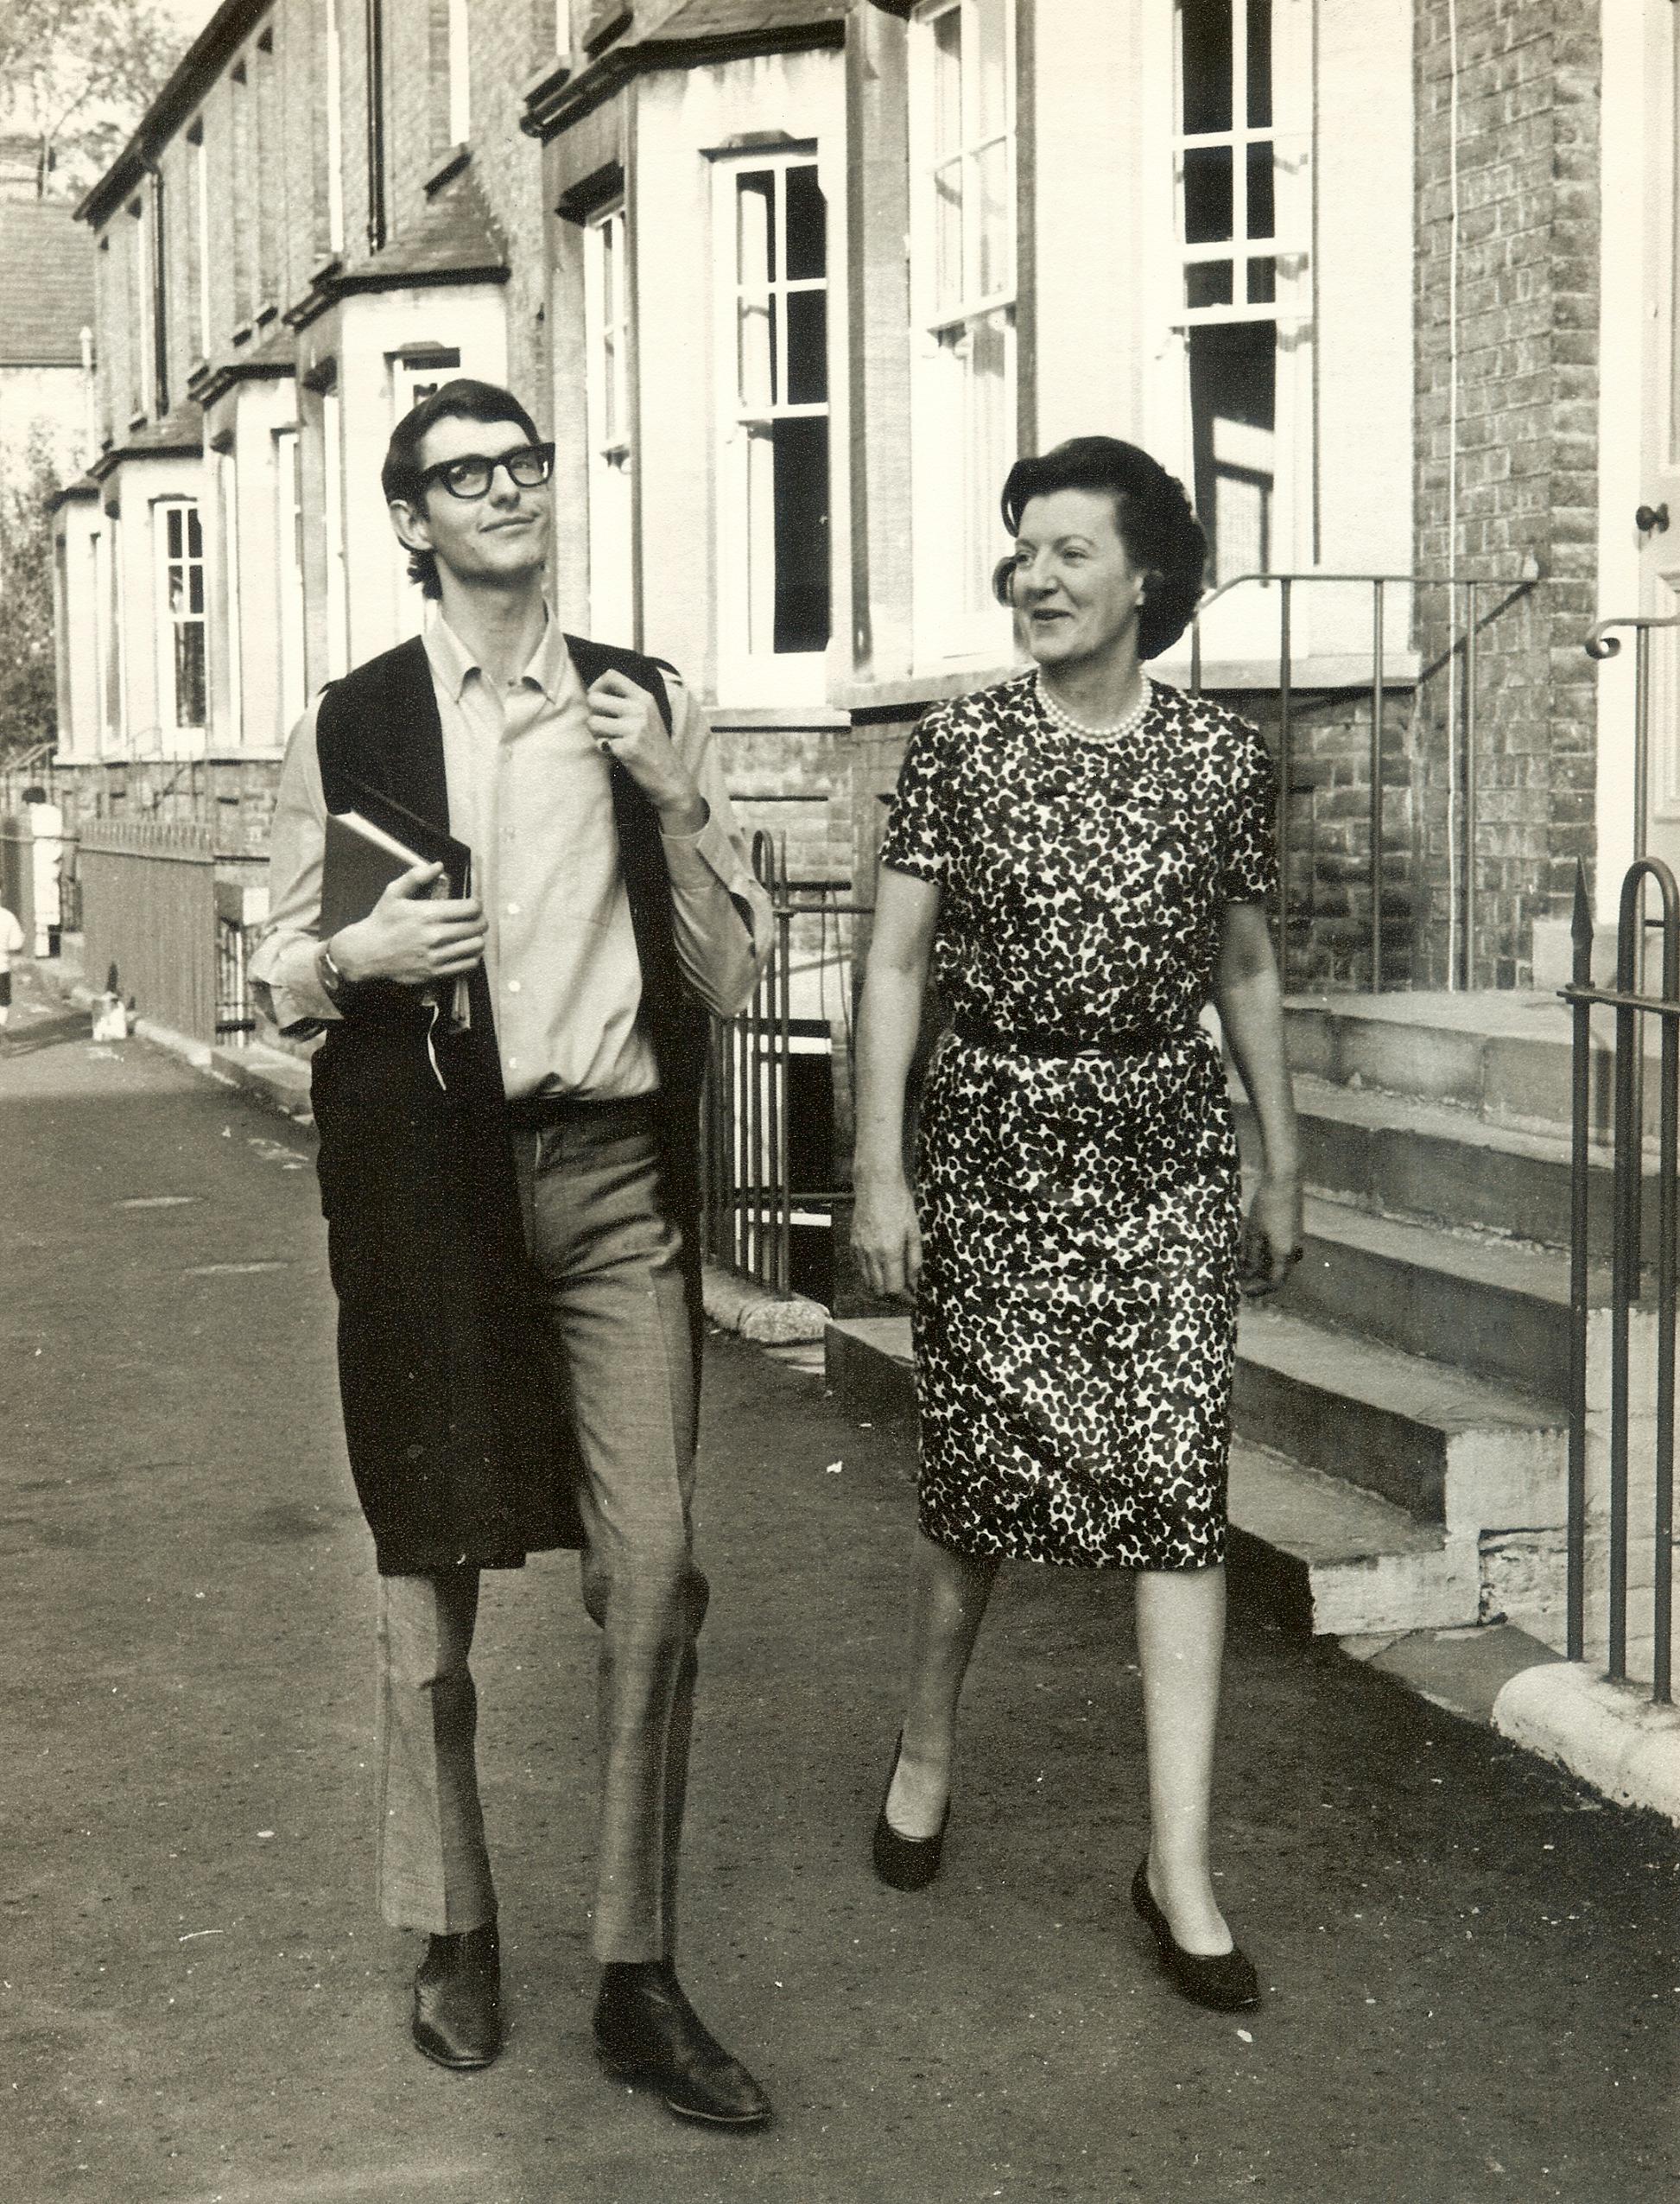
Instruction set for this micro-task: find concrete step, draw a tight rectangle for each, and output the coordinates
[1227,1441,1478,1637]
[1233,1072,1650,1257]
[823,1315,1566,1642]
[1283,988,1665,1139]
[1286,1192,1584,1403]
[1234,1302,1566,1528]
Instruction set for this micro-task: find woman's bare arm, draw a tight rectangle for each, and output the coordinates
[1212,900,1302,1296]
[851,866,942,1301]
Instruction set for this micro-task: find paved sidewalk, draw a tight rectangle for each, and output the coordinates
[3,980,1676,2203]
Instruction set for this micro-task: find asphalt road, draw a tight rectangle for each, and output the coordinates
[1,985,1675,2204]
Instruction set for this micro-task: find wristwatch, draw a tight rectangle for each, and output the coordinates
[316,936,359,1007]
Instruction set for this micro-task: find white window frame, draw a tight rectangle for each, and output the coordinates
[216,452,243,747]
[1144,0,1315,665]
[90,527,112,753]
[189,120,211,360]
[275,425,307,734]
[154,497,206,740]
[584,200,634,646]
[908,0,1018,670]
[131,198,155,419]
[322,388,348,679]
[392,346,460,426]
[711,149,834,705]
[106,510,127,747]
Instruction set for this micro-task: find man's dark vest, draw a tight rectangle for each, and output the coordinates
[310,632,710,1576]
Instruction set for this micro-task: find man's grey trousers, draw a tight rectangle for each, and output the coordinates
[372,1100,708,1963]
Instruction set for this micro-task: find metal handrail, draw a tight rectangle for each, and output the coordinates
[1189,566,1539,991]
[1563,857,1678,1702]
[1584,614,1680,881]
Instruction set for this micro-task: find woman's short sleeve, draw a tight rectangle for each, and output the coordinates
[1221,721,1279,905]
[878,707,958,885]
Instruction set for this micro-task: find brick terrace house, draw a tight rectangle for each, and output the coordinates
[35,0,1672,978]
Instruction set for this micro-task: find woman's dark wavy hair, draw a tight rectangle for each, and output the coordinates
[382,377,542,600]
[998,436,1208,660]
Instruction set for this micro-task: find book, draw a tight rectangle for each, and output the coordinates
[320,782,475,1031]
[320,782,472,939]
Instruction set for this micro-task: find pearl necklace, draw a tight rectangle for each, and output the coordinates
[1037,671,1152,743]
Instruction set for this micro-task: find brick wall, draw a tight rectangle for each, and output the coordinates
[1413,0,1601,988]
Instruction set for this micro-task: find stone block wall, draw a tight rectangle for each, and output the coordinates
[1413,0,1601,988]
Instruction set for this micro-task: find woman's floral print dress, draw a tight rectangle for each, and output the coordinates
[878,671,1277,1570]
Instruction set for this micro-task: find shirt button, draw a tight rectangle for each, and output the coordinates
[506,901,521,916]
[506,979,522,994]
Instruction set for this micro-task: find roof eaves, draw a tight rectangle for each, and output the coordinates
[523,8,846,141]
[76,0,268,230]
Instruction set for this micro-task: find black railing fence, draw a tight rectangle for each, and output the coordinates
[1565,860,1677,1703]
[700,831,867,1299]
[1189,568,1538,992]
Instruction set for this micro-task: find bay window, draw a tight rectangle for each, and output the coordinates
[910,0,1016,665]
[713,153,832,699]
[155,499,206,735]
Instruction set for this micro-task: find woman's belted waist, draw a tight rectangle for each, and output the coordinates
[950,1010,1198,1060]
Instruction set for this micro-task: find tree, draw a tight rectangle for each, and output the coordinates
[0,428,64,767]
[0,0,185,200]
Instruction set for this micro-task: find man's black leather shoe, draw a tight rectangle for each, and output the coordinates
[593,1961,771,2128]
[412,1920,503,2069]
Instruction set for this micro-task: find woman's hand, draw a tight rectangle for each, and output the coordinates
[852,1170,924,1303]
[1238,1167,1303,1298]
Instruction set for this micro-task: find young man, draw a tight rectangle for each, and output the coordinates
[250,379,773,2127]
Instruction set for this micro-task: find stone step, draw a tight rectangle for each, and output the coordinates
[1286,1192,1583,1403]
[1234,1302,1566,1528]
[822,1316,1565,1642]
[1283,988,1666,1139]
[1233,1073,1656,1261]
[1227,1441,1478,1637]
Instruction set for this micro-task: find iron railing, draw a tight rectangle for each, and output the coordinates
[1563,859,1677,1703]
[215,912,256,1045]
[701,831,866,1298]
[1189,568,1538,992]
[1584,613,1680,880]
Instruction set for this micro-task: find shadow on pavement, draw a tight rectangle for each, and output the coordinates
[1,1009,95,1056]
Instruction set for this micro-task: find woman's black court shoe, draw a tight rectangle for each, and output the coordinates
[872,1733,950,1890]
[1131,1859,1260,2012]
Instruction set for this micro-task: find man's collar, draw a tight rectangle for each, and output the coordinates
[422,604,571,704]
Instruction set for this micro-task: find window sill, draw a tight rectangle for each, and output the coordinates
[830,664,1019,716]
[424,143,472,197]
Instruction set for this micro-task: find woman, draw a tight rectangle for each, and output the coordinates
[851,437,1300,2012]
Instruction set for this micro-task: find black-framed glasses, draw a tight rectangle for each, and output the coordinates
[417,441,556,501]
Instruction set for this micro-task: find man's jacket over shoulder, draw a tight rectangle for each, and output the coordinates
[310,632,709,1576]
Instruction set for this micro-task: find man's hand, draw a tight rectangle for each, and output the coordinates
[331,862,487,988]
[586,670,706,834]
[852,1170,924,1304]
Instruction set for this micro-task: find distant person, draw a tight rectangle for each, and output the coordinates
[851,437,1301,2011]
[250,379,774,2126]
[0,901,23,1038]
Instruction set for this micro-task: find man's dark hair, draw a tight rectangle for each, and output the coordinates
[382,377,542,600]
[999,435,1208,660]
